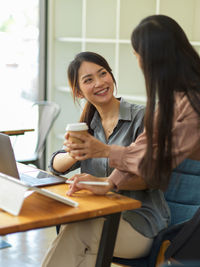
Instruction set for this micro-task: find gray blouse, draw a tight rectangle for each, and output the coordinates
[49,98,170,238]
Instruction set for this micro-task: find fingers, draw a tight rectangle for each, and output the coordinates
[64,132,70,140]
[67,184,79,195]
[72,154,88,161]
[65,142,85,150]
[67,150,88,160]
[66,176,80,195]
[63,141,88,157]
[68,173,88,180]
[66,174,90,195]
[68,132,89,142]
[67,182,106,196]
[63,132,95,160]
[66,174,112,196]
[63,141,86,153]
[63,141,90,160]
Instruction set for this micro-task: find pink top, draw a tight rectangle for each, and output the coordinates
[109,92,200,188]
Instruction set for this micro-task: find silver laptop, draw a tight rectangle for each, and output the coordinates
[0,133,66,187]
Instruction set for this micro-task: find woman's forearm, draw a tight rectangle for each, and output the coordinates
[53,152,77,173]
[117,175,147,191]
[108,169,148,191]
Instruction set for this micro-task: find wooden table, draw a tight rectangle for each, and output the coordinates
[0,128,34,136]
[0,183,141,267]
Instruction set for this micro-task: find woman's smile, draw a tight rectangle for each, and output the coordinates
[94,87,109,96]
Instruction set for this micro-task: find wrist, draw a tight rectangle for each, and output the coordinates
[107,178,115,191]
[104,144,111,158]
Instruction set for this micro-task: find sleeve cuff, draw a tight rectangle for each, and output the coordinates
[48,150,67,175]
[108,169,133,190]
[108,145,127,169]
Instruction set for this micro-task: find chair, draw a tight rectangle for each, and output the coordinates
[112,159,200,267]
[15,101,61,170]
[162,207,200,264]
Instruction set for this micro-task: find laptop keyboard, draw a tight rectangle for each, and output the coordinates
[20,173,43,185]
[19,173,66,186]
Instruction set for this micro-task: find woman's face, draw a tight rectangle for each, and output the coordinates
[77,61,115,106]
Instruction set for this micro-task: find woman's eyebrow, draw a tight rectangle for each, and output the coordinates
[97,67,104,73]
[81,74,92,80]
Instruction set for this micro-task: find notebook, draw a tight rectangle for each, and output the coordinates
[0,133,66,187]
[0,172,78,216]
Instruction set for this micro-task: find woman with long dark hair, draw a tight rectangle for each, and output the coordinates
[42,15,200,266]
[67,15,200,193]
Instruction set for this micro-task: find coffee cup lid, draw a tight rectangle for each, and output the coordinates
[66,122,88,131]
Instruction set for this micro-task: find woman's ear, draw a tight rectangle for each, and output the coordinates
[76,90,84,99]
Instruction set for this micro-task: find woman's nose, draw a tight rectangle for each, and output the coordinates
[94,77,103,87]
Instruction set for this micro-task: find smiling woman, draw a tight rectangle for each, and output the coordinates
[67,52,120,139]
[50,52,144,175]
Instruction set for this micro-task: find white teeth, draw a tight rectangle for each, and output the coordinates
[96,88,108,95]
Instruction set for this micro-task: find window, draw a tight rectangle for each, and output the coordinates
[0,0,47,166]
[0,0,46,124]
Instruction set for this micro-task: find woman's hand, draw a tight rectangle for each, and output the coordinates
[64,132,111,160]
[66,173,114,196]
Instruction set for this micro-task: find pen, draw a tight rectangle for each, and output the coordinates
[65,180,109,186]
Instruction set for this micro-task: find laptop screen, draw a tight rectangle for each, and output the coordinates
[0,133,20,179]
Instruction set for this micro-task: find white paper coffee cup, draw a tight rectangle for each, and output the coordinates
[66,122,88,144]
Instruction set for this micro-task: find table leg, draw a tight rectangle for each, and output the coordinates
[95,212,121,267]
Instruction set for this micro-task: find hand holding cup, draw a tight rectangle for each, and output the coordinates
[64,123,111,161]
[65,122,88,158]
[66,122,88,144]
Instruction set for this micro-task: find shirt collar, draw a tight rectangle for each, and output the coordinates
[118,97,132,121]
[90,97,132,130]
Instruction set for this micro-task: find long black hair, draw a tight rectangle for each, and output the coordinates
[131,15,200,190]
[67,51,116,134]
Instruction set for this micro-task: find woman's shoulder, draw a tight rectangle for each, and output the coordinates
[174,92,200,121]
[119,98,145,122]
[120,97,145,112]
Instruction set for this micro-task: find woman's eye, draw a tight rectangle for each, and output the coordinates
[84,78,92,84]
[100,71,107,77]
